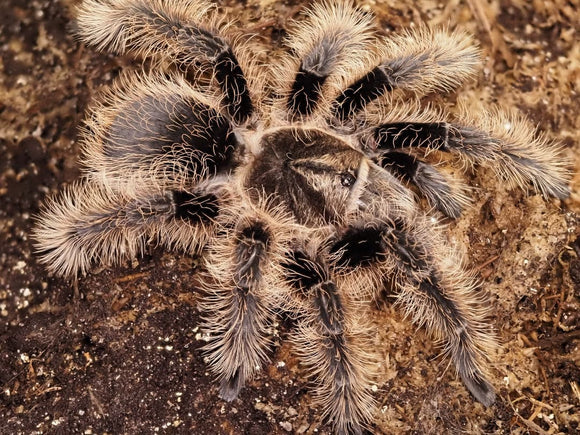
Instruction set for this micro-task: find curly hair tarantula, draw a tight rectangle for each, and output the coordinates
[34,0,569,433]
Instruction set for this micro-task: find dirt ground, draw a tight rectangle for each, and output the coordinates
[0,0,578,433]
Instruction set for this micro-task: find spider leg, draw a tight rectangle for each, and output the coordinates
[35,72,234,279]
[331,216,496,406]
[81,72,240,190]
[200,204,292,401]
[378,151,469,218]
[333,28,480,121]
[34,180,221,278]
[282,249,376,435]
[273,2,376,120]
[363,106,570,199]
[75,0,254,123]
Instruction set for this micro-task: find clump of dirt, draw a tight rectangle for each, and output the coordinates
[1,0,578,434]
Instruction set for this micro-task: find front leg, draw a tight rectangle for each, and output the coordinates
[270,2,376,120]
[332,28,480,121]
[360,102,570,200]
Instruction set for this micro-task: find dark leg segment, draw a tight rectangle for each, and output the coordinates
[287,64,329,117]
[279,2,376,120]
[202,221,274,401]
[331,219,428,273]
[287,30,357,118]
[379,152,466,218]
[333,66,394,122]
[282,250,375,434]
[369,120,564,173]
[331,221,495,406]
[172,191,220,223]
[329,226,388,269]
[368,122,500,161]
[371,122,450,151]
[213,49,254,123]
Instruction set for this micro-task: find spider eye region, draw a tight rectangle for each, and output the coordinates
[340,172,356,187]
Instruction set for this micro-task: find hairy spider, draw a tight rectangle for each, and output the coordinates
[34,0,569,433]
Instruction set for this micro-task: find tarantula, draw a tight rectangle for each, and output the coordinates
[34,0,569,433]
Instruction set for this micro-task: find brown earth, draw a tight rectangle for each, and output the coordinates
[0,0,578,433]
